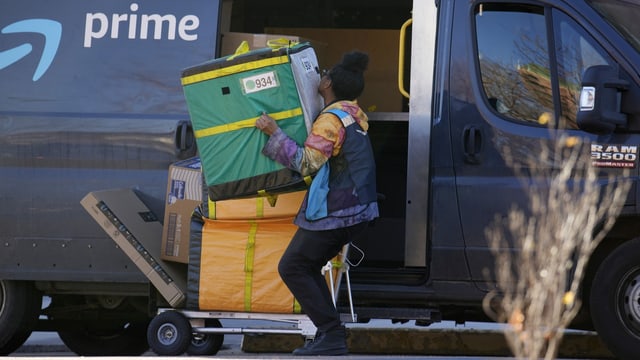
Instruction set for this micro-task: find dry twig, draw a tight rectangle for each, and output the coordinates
[484,133,630,360]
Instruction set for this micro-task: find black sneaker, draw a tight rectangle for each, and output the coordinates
[294,332,325,352]
[292,328,348,356]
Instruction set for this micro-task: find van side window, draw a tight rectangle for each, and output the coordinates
[553,9,614,129]
[475,4,615,129]
[475,4,553,125]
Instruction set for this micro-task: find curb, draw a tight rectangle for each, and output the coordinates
[15,328,615,358]
[241,328,615,358]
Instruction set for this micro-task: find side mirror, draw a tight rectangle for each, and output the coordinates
[577,65,629,134]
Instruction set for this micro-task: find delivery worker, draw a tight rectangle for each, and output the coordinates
[255,50,378,356]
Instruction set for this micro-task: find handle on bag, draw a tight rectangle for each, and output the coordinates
[266,38,299,49]
[227,38,298,61]
[227,40,250,60]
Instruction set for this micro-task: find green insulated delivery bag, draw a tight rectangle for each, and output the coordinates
[181,42,323,201]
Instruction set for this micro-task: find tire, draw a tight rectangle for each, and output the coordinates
[590,238,640,360]
[187,319,224,355]
[57,320,150,356]
[0,330,34,356]
[0,280,41,355]
[147,311,192,356]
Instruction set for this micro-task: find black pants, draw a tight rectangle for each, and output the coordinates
[278,222,368,333]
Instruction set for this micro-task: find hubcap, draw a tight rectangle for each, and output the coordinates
[157,323,178,346]
[191,333,207,346]
[621,269,640,334]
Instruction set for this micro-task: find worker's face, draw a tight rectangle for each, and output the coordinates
[318,69,332,95]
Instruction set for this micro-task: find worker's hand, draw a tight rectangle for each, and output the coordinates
[255,112,279,136]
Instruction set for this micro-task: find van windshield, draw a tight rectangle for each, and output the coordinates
[588,0,640,52]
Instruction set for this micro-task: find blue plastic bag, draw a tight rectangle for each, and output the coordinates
[305,162,330,220]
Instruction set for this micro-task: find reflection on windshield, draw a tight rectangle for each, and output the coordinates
[476,5,554,124]
[588,0,640,52]
[475,4,616,129]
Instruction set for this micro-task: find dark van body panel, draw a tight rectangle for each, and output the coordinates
[0,114,188,283]
[3,0,640,358]
[0,1,220,283]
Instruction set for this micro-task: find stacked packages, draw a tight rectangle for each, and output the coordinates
[187,192,306,313]
[177,42,328,313]
[181,42,323,201]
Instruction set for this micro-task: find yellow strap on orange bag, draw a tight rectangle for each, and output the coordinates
[244,221,258,312]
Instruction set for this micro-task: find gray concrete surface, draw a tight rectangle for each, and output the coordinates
[13,320,613,359]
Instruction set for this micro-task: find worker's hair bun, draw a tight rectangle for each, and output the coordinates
[331,51,369,100]
[341,51,369,74]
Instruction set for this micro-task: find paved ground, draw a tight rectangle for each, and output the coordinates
[12,320,613,359]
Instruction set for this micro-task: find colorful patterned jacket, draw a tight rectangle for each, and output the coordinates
[262,100,378,230]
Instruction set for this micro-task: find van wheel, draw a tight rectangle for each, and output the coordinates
[590,238,640,360]
[187,319,224,355]
[58,319,149,356]
[0,280,41,355]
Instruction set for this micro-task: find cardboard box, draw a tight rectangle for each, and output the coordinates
[266,28,403,112]
[161,157,203,264]
[81,189,187,307]
[220,32,327,68]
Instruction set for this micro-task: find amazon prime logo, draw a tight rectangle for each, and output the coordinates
[0,19,62,81]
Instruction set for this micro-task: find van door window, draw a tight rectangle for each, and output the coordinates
[475,4,553,125]
[475,3,616,130]
[553,9,614,129]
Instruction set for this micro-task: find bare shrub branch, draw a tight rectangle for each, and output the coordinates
[484,133,631,360]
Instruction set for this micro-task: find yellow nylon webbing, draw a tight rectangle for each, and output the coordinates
[181,55,290,86]
[194,108,303,139]
[226,40,251,61]
[303,175,312,186]
[267,38,299,49]
[208,198,216,218]
[244,221,258,312]
[255,197,264,218]
[265,194,278,207]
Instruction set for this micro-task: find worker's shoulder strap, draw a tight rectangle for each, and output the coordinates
[324,108,356,128]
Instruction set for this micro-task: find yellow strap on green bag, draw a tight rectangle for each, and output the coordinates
[182,54,289,85]
[227,40,250,61]
[227,38,295,62]
[194,107,302,138]
[266,38,298,49]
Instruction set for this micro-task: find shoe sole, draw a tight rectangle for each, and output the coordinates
[292,348,348,356]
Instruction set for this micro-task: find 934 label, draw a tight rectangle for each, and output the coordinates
[242,71,279,94]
